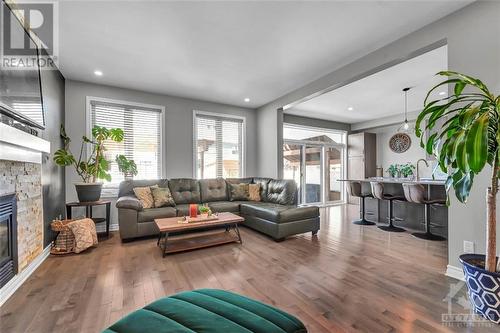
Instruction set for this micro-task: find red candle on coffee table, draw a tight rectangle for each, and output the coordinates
[189,204,198,218]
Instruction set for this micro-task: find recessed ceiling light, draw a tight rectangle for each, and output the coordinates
[244,98,250,103]
[94,70,103,76]
[347,106,354,111]
[438,91,446,96]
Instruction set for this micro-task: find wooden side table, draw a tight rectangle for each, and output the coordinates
[66,200,111,237]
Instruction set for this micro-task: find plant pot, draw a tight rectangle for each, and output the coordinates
[460,254,500,324]
[74,182,103,202]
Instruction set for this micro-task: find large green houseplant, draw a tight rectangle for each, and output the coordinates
[416,71,500,323]
[54,125,126,202]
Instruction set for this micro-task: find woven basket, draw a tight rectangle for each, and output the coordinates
[50,219,75,255]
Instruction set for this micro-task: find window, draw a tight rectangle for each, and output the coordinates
[87,97,163,193]
[194,111,244,179]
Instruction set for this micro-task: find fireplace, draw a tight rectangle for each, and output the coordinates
[0,193,17,288]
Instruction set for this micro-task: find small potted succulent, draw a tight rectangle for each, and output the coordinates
[199,204,212,217]
[54,125,124,202]
[416,71,500,323]
[115,155,138,180]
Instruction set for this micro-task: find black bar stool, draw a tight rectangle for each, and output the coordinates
[370,181,406,232]
[402,183,446,241]
[346,181,375,225]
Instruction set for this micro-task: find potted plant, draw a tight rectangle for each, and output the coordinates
[199,204,212,217]
[416,71,500,323]
[400,163,416,179]
[387,164,400,178]
[54,125,124,202]
[115,155,138,180]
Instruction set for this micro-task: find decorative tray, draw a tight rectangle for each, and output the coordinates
[178,215,219,224]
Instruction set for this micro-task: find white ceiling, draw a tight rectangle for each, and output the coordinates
[58,1,469,108]
[286,45,448,124]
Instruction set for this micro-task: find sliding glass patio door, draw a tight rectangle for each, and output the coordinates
[282,124,346,206]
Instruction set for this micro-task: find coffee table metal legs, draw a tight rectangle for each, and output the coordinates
[157,231,169,257]
[234,223,242,244]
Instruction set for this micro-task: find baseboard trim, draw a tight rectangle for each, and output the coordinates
[0,244,51,307]
[446,264,465,281]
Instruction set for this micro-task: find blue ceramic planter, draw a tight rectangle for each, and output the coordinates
[460,254,500,324]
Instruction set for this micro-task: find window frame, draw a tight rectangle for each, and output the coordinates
[192,110,246,179]
[85,96,166,196]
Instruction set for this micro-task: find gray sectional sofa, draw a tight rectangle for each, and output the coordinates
[116,177,320,241]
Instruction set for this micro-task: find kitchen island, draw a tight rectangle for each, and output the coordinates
[339,177,448,238]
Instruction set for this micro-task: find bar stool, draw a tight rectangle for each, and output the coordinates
[346,181,376,225]
[370,181,406,232]
[402,183,446,241]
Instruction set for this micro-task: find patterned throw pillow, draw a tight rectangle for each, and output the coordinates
[248,184,261,201]
[151,186,176,207]
[133,185,157,209]
[230,183,249,201]
[67,218,98,254]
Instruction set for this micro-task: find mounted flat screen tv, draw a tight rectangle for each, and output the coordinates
[0,7,45,129]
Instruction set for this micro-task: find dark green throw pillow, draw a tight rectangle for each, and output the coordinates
[229,183,249,201]
[151,186,176,207]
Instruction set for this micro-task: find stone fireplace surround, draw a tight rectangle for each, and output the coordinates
[0,123,50,305]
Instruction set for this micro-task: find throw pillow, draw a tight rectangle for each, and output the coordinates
[67,218,98,254]
[151,186,176,207]
[248,184,261,201]
[230,183,249,201]
[133,185,157,209]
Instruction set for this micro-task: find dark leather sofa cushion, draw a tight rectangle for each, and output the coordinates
[118,179,169,197]
[199,178,228,202]
[266,179,297,205]
[252,177,271,201]
[226,177,253,184]
[240,202,318,223]
[207,201,244,213]
[138,207,177,222]
[168,178,201,204]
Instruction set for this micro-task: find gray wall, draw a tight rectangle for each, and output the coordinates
[257,104,281,177]
[256,1,500,270]
[368,124,433,179]
[64,80,257,228]
[40,53,66,247]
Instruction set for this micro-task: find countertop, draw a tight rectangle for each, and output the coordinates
[338,177,446,185]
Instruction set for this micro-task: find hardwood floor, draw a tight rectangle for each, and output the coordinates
[1,205,499,333]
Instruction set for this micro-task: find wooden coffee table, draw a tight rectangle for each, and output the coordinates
[154,212,244,257]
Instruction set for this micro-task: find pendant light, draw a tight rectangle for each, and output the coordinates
[398,87,411,132]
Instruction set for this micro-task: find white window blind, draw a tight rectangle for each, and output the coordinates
[89,99,162,193]
[195,113,243,179]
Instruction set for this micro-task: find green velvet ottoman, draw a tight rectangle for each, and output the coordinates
[103,289,307,333]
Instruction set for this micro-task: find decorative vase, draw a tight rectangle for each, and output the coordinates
[460,254,500,324]
[74,182,102,202]
[189,204,198,218]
